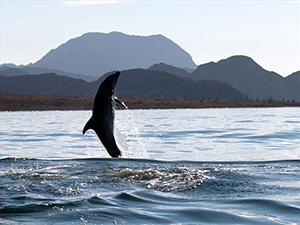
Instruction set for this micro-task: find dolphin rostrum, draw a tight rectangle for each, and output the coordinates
[83,71,127,157]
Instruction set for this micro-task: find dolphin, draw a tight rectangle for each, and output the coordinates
[82,71,126,157]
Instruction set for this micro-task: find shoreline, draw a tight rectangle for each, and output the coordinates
[0,95,299,111]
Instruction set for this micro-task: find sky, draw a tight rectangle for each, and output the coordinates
[0,0,299,76]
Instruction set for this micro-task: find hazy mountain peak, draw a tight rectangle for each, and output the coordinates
[34,31,197,76]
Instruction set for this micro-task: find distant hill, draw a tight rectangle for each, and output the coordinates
[0,70,245,100]
[0,63,22,68]
[284,71,300,101]
[189,55,299,101]
[0,67,29,76]
[114,69,244,99]
[0,66,96,82]
[285,71,300,85]
[33,32,197,77]
[24,67,97,82]
[0,74,86,96]
[148,63,190,77]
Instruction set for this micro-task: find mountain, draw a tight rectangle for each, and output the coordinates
[0,74,86,96]
[0,70,245,100]
[286,71,300,85]
[33,32,197,77]
[0,65,97,82]
[0,67,29,76]
[284,71,300,101]
[23,67,96,82]
[114,69,244,99]
[189,55,299,101]
[0,63,22,68]
[148,63,191,77]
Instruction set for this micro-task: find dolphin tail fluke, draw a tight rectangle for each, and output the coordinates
[83,118,94,135]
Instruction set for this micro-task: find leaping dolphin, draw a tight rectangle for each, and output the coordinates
[82,71,126,157]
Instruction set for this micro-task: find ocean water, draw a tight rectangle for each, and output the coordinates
[0,108,299,224]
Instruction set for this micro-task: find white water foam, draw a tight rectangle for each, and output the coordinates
[115,109,148,159]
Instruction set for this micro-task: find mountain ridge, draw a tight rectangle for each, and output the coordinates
[1,55,299,101]
[0,69,245,100]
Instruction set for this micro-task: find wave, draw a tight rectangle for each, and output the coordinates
[230,199,300,215]
[1,191,299,225]
[1,156,299,165]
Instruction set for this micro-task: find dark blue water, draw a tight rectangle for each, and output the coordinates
[1,158,299,224]
[0,108,299,224]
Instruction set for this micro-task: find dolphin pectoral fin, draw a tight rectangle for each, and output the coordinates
[115,97,128,109]
[83,118,93,135]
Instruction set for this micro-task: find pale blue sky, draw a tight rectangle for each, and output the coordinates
[0,0,299,76]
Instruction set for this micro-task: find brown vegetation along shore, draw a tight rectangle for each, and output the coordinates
[0,95,299,111]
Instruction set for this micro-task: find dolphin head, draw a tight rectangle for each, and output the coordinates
[100,71,121,97]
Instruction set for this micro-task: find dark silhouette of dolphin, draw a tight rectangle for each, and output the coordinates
[82,71,126,157]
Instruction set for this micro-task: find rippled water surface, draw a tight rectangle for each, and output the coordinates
[0,108,299,224]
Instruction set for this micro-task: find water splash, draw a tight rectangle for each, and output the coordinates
[113,165,209,192]
[115,110,148,159]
